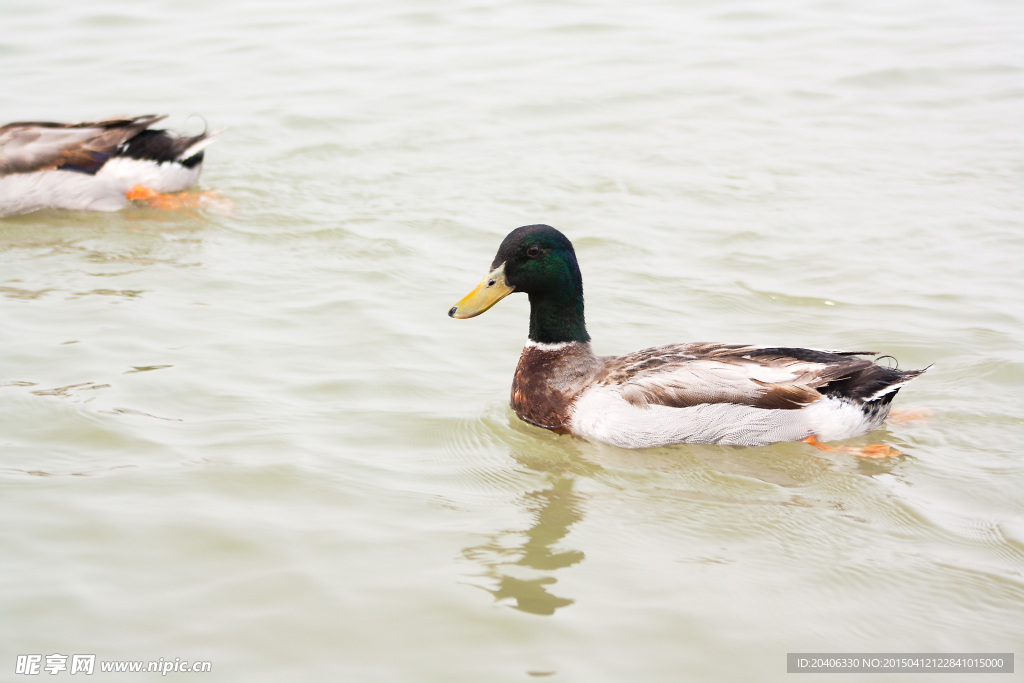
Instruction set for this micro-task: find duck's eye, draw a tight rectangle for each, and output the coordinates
[526,245,541,258]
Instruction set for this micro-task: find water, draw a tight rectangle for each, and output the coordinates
[2,0,1023,680]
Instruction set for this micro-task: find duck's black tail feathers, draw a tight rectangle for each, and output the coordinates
[118,126,222,168]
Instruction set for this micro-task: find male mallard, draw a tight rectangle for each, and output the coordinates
[0,114,221,217]
[449,224,925,451]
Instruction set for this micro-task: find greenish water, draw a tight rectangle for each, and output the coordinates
[2,0,1022,681]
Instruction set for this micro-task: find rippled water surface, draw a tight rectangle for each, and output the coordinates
[2,0,1023,680]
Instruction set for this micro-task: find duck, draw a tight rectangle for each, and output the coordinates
[449,224,926,452]
[0,114,221,217]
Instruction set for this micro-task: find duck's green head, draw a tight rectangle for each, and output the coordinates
[449,224,590,344]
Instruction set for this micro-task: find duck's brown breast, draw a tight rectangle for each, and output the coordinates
[510,342,601,433]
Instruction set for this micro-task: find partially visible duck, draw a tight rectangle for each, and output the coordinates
[0,114,221,217]
[449,224,926,453]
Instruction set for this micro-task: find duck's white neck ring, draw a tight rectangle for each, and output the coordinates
[524,340,578,351]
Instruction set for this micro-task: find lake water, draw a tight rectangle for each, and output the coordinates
[2,0,1022,680]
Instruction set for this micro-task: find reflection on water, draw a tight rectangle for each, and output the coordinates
[457,429,918,618]
[463,476,585,616]
[30,381,110,400]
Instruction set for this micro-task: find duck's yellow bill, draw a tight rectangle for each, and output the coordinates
[448,263,514,319]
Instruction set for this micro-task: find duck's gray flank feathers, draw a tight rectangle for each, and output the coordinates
[0,115,166,176]
[597,343,920,412]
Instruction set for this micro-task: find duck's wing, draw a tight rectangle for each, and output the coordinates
[603,343,900,410]
[0,115,166,176]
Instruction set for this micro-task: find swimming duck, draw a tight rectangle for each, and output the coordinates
[449,224,925,451]
[0,114,221,217]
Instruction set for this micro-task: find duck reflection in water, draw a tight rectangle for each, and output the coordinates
[462,476,584,616]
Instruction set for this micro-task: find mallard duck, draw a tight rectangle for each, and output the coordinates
[0,114,221,217]
[449,224,926,451]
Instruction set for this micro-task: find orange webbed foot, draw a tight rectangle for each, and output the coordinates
[801,435,903,459]
[126,186,231,211]
[126,185,158,202]
[888,408,933,425]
